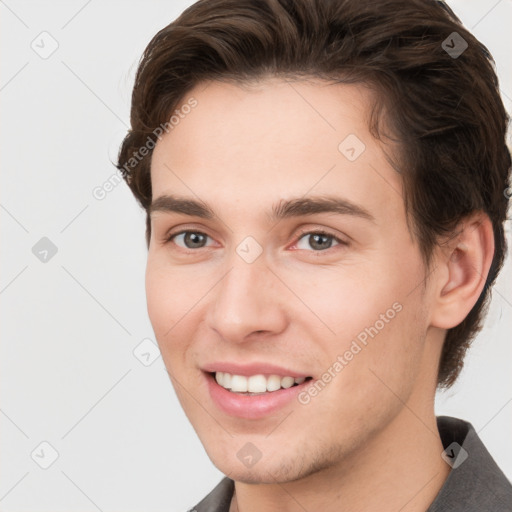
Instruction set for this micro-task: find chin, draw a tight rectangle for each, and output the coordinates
[205,442,328,484]
[215,463,304,485]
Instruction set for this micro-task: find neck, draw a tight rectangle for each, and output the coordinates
[230,400,450,512]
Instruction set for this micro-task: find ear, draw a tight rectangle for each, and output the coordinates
[429,212,495,330]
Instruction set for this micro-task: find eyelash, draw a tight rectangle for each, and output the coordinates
[163,228,348,253]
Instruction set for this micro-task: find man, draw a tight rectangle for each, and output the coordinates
[117,0,512,510]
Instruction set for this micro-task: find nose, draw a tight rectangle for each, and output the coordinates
[205,255,288,344]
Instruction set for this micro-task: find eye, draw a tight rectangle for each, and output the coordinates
[293,230,347,251]
[163,228,348,253]
[166,230,214,250]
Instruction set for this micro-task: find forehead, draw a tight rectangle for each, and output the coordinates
[150,78,403,221]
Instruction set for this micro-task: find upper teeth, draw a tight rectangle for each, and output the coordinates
[215,372,306,393]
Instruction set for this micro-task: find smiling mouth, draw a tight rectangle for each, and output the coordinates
[210,371,313,395]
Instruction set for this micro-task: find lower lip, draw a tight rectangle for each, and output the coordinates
[205,372,311,419]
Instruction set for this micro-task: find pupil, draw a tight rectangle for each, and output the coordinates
[310,234,331,250]
[185,232,206,248]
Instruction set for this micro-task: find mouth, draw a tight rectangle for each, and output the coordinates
[210,371,314,395]
[204,370,315,419]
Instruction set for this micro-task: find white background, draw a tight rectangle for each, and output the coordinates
[1,1,511,511]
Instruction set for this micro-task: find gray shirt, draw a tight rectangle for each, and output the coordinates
[189,416,512,511]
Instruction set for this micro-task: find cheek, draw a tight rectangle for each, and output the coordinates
[145,252,201,328]
[337,284,428,412]
[145,257,197,360]
[296,251,426,383]
[283,265,400,344]
[145,261,173,338]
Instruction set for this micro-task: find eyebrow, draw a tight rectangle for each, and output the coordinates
[149,194,375,223]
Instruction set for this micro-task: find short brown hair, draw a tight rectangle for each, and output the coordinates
[116,0,511,388]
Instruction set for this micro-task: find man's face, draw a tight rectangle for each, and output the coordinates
[147,78,436,483]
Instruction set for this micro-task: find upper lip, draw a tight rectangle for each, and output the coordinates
[202,362,310,378]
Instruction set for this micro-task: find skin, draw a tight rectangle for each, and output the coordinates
[146,78,494,512]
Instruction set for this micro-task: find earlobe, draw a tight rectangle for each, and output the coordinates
[430,213,494,330]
